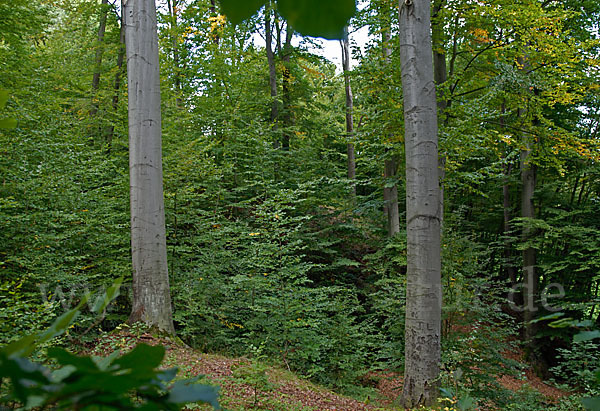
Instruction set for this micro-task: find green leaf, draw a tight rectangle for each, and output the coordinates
[0,90,9,109]
[113,343,165,371]
[218,0,356,39]
[1,334,38,357]
[168,381,220,408]
[92,277,123,313]
[457,395,477,410]
[218,0,265,26]
[93,349,121,371]
[440,387,454,398]
[157,367,178,383]
[582,396,600,411]
[530,312,564,323]
[277,0,355,39]
[0,355,50,403]
[48,347,99,373]
[51,365,77,382]
[36,300,87,349]
[547,317,575,328]
[0,118,17,129]
[574,330,600,343]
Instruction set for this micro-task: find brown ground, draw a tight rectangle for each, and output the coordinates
[83,329,571,410]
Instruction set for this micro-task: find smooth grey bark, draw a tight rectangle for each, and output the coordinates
[398,0,442,407]
[341,26,356,197]
[384,155,400,235]
[90,0,110,119]
[124,0,175,334]
[265,3,279,141]
[382,25,400,236]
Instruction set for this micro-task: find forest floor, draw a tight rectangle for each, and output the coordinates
[85,330,570,410]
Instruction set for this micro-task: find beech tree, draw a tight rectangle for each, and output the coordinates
[340,26,356,197]
[124,0,175,334]
[398,0,442,407]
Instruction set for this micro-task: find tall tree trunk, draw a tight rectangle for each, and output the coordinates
[265,3,279,148]
[521,109,537,343]
[500,102,517,287]
[341,26,356,198]
[124,0,175,334]
[432,0,447,228]
[503,161,517,286]
[167,0,182,106]
[209,0,220,45]
[516,53,538,352]
[399,0,442,407]
[90,0,109,119]
[105,1,126,148]
[281,23,293,151]
[382,26,399,235]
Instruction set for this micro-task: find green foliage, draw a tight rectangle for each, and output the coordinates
[231,342,274,407]
[550,340,600,395]
[2,0,600,407]
[0,281,220,410]
[1,343,219,410]
[171,187,370,388]
[0,90,17,129]
[219,0,356,39]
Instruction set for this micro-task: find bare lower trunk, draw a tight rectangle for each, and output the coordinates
[399,0,442,407]
[500,103,517,286]
[503,162,517,286]
[384,156,400,235]
[341,26,356,197]
[124,0,175,334]
[382,23,399,235]
[521,128,537,342]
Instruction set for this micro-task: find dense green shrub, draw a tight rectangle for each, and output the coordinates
[0,283,220,410]
[551,340,600,395]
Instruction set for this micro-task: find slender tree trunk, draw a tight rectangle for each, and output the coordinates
[500,102,517,286]
[382,26,399,235]
[384,155,400,234]
[399,0,442,407]
[90,0,109,119]
[281,24,293,151]
[432,0,447,228]
[105,2,126,148]
[209,0,220,45]
[265,3,279,148]
[503,162,517,286]
[167,0,182,106]
[521,109,537,343]
[124,0,175,334]
[516,53,538,350]
[341,26,356,198]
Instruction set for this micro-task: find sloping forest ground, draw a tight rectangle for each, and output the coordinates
[82,328,570,411]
